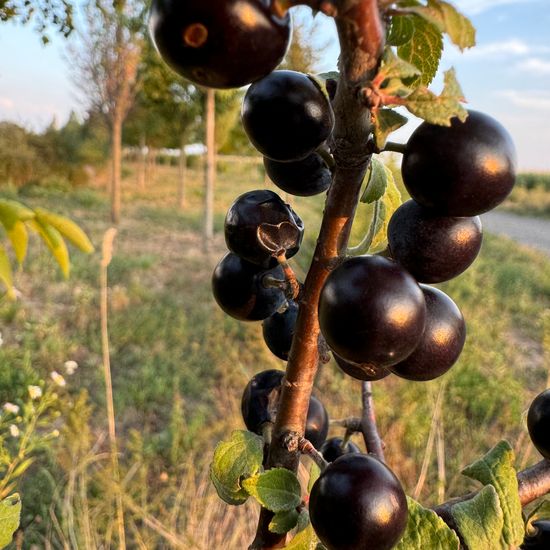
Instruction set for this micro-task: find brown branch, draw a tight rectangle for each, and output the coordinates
[249,2,385,548]
[361,381,385,461]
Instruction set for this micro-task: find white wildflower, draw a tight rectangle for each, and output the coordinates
[28,386,42,400]
[50,371,66,387]
[9,425,20,437]
[63,360,78,375]
[3,403,19,415]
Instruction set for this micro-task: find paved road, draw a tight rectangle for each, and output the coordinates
[482,211,550,255]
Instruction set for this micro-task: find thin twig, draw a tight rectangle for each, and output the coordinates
[100,228,126,550]
[361,381,385,461]
[298,437,329,472]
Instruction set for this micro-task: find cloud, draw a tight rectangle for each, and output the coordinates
[454,0,539,15]
[497,89,550,110]
[518,58,550,75]
[465,38,530,57]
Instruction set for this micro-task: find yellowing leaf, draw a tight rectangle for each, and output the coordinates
[28,219,70,278]
[0,494,21,549]
[0,246,14,298]
[35,208,94,253]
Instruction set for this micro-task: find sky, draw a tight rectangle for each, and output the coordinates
[0,0,549,171]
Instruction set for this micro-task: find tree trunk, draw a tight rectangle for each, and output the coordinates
[138,134,146,190]
[204,89,216,246]
[178,136,187,209]
[111,114,123,224]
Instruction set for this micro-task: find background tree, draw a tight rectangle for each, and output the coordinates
[73,0,144,223]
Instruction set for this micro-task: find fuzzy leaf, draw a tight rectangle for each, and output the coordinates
[361,157,389,204]
[242,468,302,513]
[380,47,422,81]
[395,497,459,550]
[452,485,504,550]
[405,69,467,125]
[296,508,310,533]
[0,494,21,549]
[286,524,320,550]
[461,440,524,547]
[269,509,300,534]
[373,109,408,149]
[397,15,443,86]
[370,168,402,252]
[28,219,70,278]
[210,430,264,506]
[0,246,14,298]
[34,208,94,253]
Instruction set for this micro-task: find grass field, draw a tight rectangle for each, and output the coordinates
[0,161,549,548]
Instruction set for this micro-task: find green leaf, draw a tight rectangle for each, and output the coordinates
[0,246,14,298]
[296,508,310,533]
[242,468,302,513]
[387,15,415,46]
[451,485,504,550]
[361,157,389,204]
[286,524,320,550]
[372,109,408,150]
[380,47,421,81]
[0,493,21,549]
[269,509,300,534]
[461,441,524,547]
[210,430,264,506]
[405,69,467,126]
[526,499,550,535]
[308,463,321,494]
[28,219,70,278]
[35,208,94,254]
[0,199,34,223]
[395,497,460,550]
[397,14,443,86]
[404,0,475,51]
[370,168,402,252]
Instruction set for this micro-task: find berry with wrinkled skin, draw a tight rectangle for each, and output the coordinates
[241,369,284,434]
[225,189,304,268]
[521,520,550,549]
[333,353,390,382]
[402,110,516,216]
[306,395,329,450]
[319,255,426,367]
[212,253,285,321]
[389,286,466,381]
[242,70,335,162]
[309,453,408,550]
[149,0,291,89]
[262,301,298,360]
[528,389,550,460]
[321,437,361,463]
[264,153,332,197]
[388,199,483,283]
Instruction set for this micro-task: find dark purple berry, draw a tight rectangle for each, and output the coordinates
[389,286,466,381]
[321,437,361,463]
[388,200,483,283]
[241,369,284,433]
[262,301,299,360]
[212,253,285,321]
[334,353,391,381]
[306,395,329,450]
[528,389,550,460]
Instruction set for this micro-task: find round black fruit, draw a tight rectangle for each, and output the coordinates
[402,110,516,216]
[264,153,332,197]
[212,253,285,321]
[389,286,466,381]
[306,396,329,450]
[320,437,361,463]
[521,520,550,549]
[241,369,284,434]
[309,453,408,550]
[388,200,483,283]
[242,70,334,162]
[319,255,426,367]
[225,189,304,268]
[149,0,291,89]
[262,301,299,360]
[528,389,550,460]
[334,353,390,382]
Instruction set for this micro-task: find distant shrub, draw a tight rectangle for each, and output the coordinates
[516,172,550,191]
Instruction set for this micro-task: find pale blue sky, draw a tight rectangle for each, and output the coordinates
[0,0,549,170]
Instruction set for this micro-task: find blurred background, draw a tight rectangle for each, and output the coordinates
[0,1,549,548]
